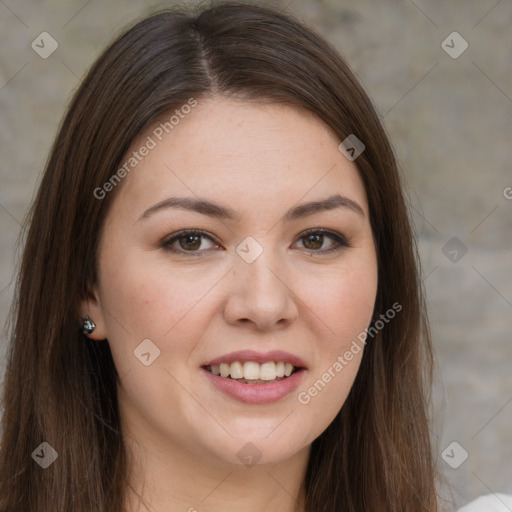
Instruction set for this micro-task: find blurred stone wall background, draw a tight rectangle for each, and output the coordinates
[0,0,510,510]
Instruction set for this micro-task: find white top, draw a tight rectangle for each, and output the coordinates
[458,494,512,511]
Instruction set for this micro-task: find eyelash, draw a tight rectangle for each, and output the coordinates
[160,228,352,257]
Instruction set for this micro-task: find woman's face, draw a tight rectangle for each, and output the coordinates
[87,96,378,469]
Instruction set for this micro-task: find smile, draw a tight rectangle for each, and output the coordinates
[201,350,307,404]
[203,361,298,384]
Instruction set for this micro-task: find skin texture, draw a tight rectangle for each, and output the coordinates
[83,96,378,512]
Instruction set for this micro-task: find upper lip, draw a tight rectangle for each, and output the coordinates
[202,350,307,369]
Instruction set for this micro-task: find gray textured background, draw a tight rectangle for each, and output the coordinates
[0,0,511,510]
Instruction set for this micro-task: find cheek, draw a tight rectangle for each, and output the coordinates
[99,251,219,340]
[295,252,377,419]
[304,261,377,350]
[294,268,375,434]
[96,249,232,385]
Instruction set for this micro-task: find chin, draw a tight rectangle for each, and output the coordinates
[199,428,311,469]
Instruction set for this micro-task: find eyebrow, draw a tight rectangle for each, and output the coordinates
[137,193,365,222]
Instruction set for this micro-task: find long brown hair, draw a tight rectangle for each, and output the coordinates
[0,2,438,510]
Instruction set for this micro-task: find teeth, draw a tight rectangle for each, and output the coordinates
[207,360,298,380]
[243,361,260,380]
[259,362,276,381]
[219,363,230,378]
[230,361,244,379]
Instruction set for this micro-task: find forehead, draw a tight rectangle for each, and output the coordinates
[113,96,369,219]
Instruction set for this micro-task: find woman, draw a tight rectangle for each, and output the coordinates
[0,2,469,511]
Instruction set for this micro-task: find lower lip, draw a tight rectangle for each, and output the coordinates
[201,367,306,404]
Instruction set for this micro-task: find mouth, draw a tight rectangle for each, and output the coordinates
[200,350,307,403]
[202,360,302,385]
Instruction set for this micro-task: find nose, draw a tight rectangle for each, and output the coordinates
[222,246,299,331]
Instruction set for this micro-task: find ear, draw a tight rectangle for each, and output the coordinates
[80,285,107,341]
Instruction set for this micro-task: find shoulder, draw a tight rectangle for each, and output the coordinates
[458,494,512,511]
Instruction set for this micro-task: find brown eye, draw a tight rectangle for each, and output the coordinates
[178,234,202,251]
[302,233,324,250]
[161,230,220,255]
[294,229,351,254]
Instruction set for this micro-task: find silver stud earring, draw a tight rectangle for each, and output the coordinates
[82,315,96,335]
